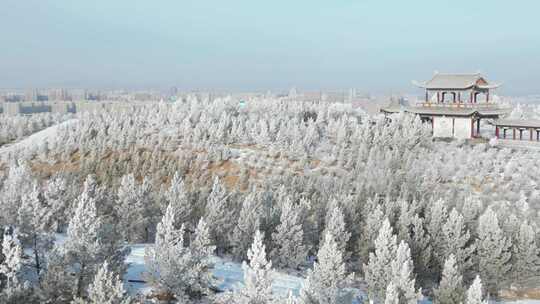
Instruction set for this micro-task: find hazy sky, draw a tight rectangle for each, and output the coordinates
[1,1,539,94]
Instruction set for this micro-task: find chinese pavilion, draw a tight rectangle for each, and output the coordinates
[381,72,511,139]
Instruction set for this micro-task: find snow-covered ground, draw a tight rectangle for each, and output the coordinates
[0,119,76,156]
[124,244,311,299]
[123,244,540,304]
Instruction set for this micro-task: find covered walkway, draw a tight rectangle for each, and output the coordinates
[494,119,540,141]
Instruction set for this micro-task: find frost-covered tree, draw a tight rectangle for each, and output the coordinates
[396,201,431,283]
[427,199,449,275]
[433,254,465,304]
[299,232,353,304]
[0,228,35,303]
[441,208,475,277]
[205,176,234,253]
[165,172,192,228]
[115,174,147,242]
[40,246,75,303]
[190,217,216,295]
[408,215,432,283]
[384,283,399,304]
[17,184,55,283]
[390,241,422,304]
[232,192,261,260]
[228,230,274,304]
[43,175,70,231]
[64,177,128,298]
[358,201,384,265]
[72,261,131,304]
[145,203,188,302]
[0,163,33,227]
[271,198,306,269]
[145,204,214,303]
[476,208,511,292]
[322,199,351,262]
[510,221,540,285]
[364,219,397,302]
[465,276,487,304]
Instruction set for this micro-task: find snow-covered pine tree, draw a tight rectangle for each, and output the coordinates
[205,176,234,254]
[0,163,33,227]
[384,283,399,304]
[40,246,75,303]
[115,174,145,242]
[191,217,216,258]
[165,172,192,228]
[145,204,215,302]
[43,175,70,231]
[441,209,474,277]
[228,230,274,304]
[433,254,465,304]
[145,203,189,302]
[322,199,351,262]
[396,200,431,284]
[476,208,511,293]
[0,228,35,303]
[358,199,384,265]
[16,184,55,283]
[364,219,397,302]
[427,199,449,276]
[465,276,488,304]
[271,198,306,269]
[64,183,104,298]
[390,240,422,304]
[189,217,216,297]
[510,220,540,286]
[299,232,353,304]
[409,215,432,284]
[64,177,128,299]
[232,192,261,260]
[72,261,131,304]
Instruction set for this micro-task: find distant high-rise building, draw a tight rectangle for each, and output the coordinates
[170,86,179,96]
[348,88,357,101]
[25,88,39,101]
[288,87,298,98]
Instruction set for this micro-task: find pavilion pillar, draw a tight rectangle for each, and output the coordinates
[486,91,490,102]
[513,128,516,140]
[495,126,499,139]
[471,119,474,138]
[476,118,481,136]
[503,128,507,139]
[531,128,534,141]
[519,129,524,140]
[458,92,461,103]
[537,130,540,141]
[437,92,440,103]
[425,90,429,102]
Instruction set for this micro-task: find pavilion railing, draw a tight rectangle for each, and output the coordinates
[414,102,499,108]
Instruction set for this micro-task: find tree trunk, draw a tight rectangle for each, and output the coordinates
[76,263,86,298]
[33,233,41,286]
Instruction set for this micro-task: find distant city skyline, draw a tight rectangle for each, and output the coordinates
[1,1,539,95]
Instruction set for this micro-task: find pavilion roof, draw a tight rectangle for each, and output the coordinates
[494,119,540,129]
[405,106,509,116]
[380,103,511,117]
[413,73,501,90]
